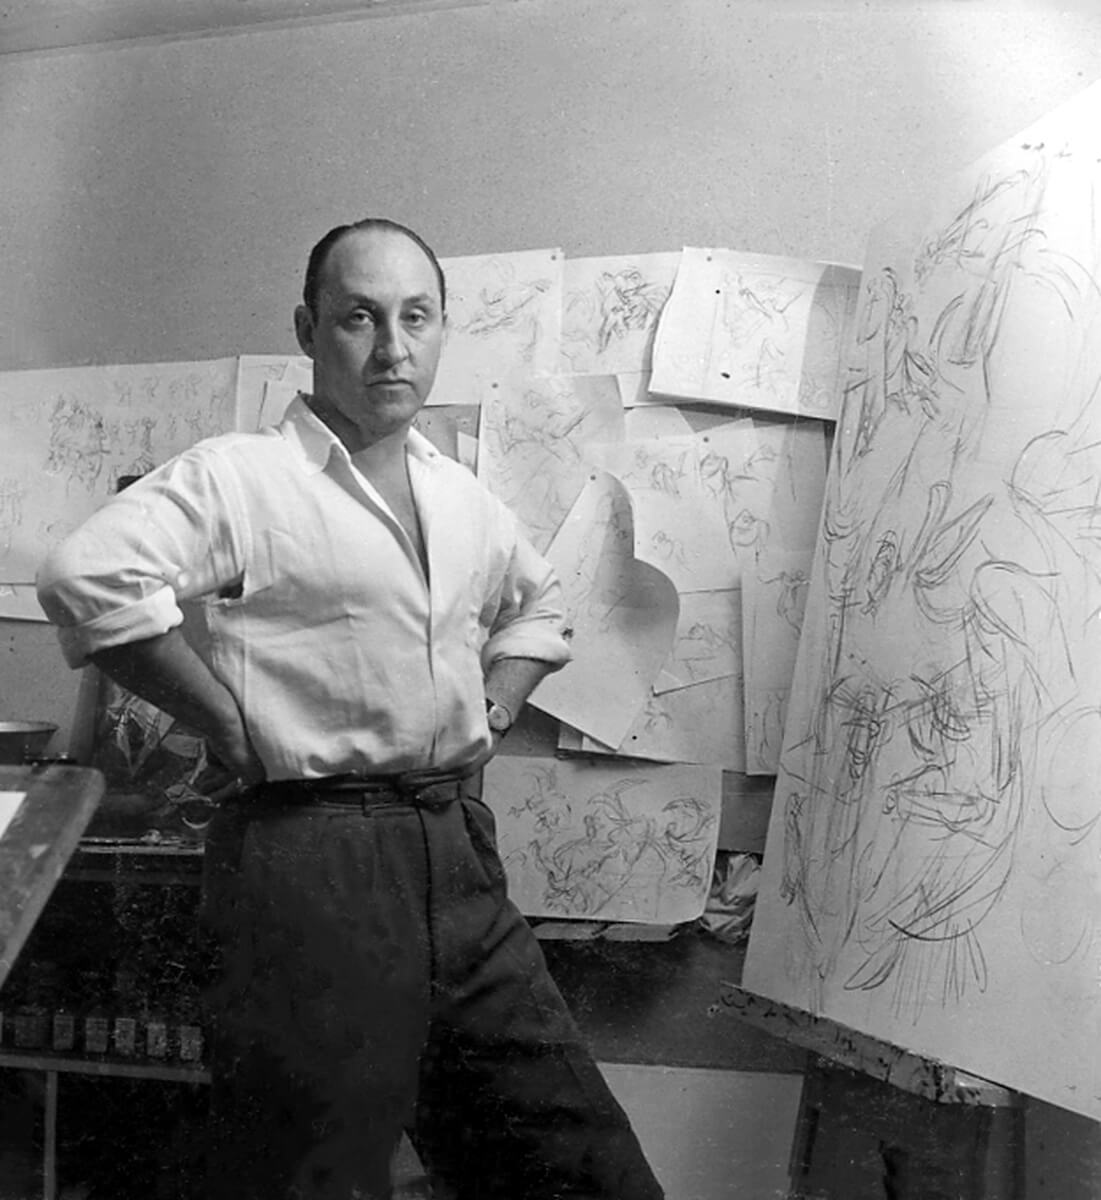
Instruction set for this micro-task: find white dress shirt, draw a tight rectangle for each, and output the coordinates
[37,396,570,779]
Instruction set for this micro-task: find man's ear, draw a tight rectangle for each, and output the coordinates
[293,304,316,358]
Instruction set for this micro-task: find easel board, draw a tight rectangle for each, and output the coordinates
[743,79,1101,1122]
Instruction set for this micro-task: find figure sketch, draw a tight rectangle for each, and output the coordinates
[448,255,558,368]
[485,759,721,923]
[559,253,680,376]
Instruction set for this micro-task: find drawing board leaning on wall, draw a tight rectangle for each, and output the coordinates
[744,81,1101,1122]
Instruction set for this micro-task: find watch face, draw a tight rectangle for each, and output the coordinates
[487,703,512,733]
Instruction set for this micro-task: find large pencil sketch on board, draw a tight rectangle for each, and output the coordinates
[744,84,1101,1120]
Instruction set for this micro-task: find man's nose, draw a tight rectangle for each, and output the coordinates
[373,320,409,365]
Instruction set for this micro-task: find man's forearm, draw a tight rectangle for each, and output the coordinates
[483,656,557,724]
[91,630,262,779]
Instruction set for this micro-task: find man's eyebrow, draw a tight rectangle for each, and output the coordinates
[340,292,439,307]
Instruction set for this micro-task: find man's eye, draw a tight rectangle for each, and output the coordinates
[349,310,374,325]
[405,311,428,328]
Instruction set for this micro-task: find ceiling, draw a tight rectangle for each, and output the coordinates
[0,0,511,56]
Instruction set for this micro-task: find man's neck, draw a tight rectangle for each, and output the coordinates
[304,393,412,470]
[348,428,411,479]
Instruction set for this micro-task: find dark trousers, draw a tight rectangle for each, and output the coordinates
[201,788,664,1200]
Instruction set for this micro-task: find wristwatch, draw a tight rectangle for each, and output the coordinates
[485,698,514,735]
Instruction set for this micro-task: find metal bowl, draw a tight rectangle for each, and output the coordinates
[0,721,59,764]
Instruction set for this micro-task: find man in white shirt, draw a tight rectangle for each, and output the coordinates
[37,219,664,1200]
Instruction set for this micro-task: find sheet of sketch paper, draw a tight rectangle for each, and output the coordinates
[741,549,814,775]
[530,471,679,748]
[482,756,722,923]
[0,359,238,616]
[650,248,861,419]
[696,417,827,584]
[586,436,734,593]
[477,372,624,552]
[559,252,682,377]
[744,82,1101,1121]
[429,249,563,407]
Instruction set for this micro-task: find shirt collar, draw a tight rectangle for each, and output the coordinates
[278,393,441,474]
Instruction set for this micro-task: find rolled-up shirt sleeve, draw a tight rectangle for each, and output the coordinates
[480,526,572,672]
[36,446,245,668]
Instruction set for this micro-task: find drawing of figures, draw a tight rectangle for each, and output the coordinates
[648,529,688,571]
[659,795,719,891]
[592,267,670,355]
[674,617,738,683]
[698,437,775,564]
[747,92,1101,1124]
[484,758,724,926]
[456,260,553,364]
[559,252,681,376]
[721,271,804,342]
[45,393,111,492]
[768,567,809,635]
[844,161,1051,470]
[842,268,940,460]
[107,415,158,493]
[711,271,806,402]
[913,166,1041,287]
[519,775,718,918]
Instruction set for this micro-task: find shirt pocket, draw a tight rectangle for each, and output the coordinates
[205,527,283,611]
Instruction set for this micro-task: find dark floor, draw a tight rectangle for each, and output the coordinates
[544,928,806,1071]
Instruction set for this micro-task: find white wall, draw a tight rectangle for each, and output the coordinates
[2,0,1100,372]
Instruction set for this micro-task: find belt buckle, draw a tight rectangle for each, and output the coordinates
[404,778,459,809]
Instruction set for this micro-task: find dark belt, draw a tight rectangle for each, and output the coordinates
[250,768,472,810]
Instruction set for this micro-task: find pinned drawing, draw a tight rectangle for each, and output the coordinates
[697,418,827,583]
[744,83,1101,1121]
[431,249,563,406]
[477,372,624,551]
[559,252,681,376]
[0,360,238,611]
[650,248,861,419]
[482,756,722,923]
